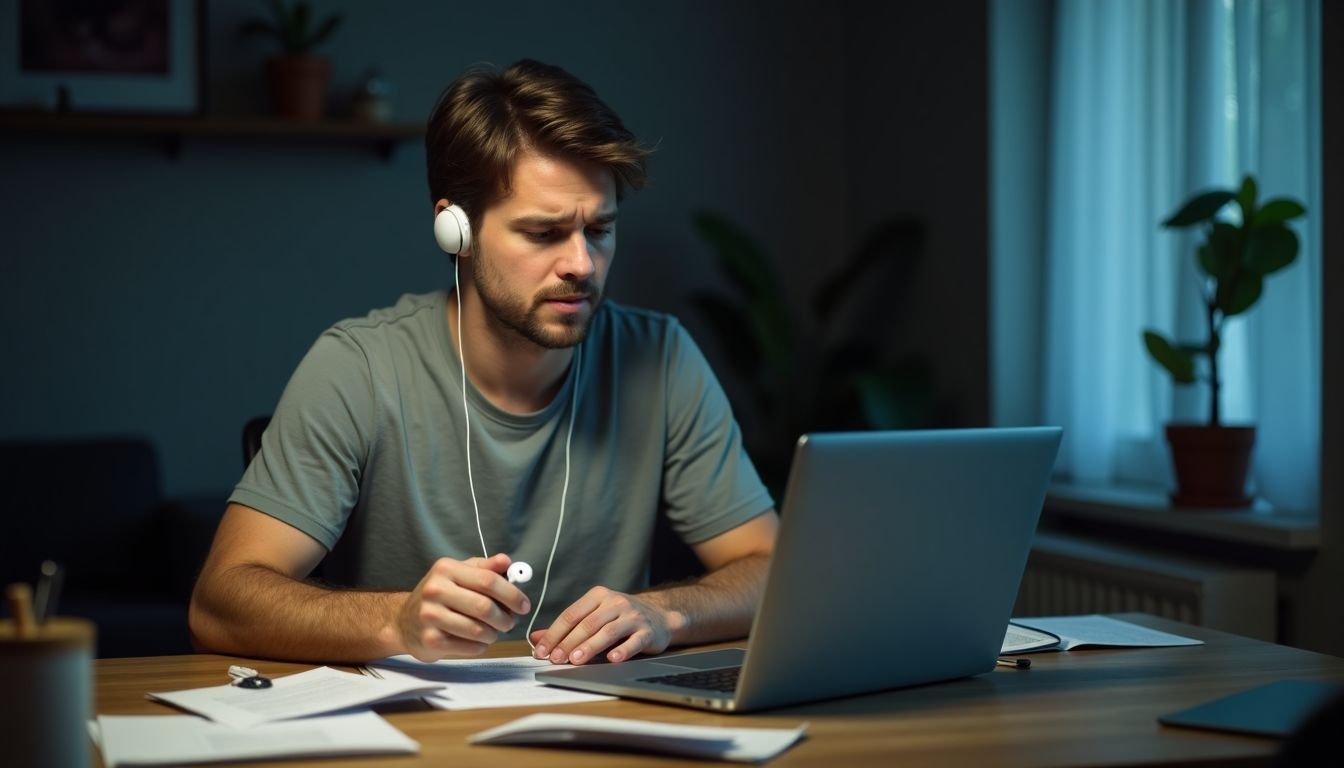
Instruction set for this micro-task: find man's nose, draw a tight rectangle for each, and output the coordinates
[559,230,596,280]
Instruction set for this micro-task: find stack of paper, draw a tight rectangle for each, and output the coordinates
[368,654,616,710]
[93,711,417,767]
[470,713,809,762]
[146,665,443,728]
[93,665,443,766]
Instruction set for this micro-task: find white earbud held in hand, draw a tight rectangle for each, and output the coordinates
[507,561,533,585]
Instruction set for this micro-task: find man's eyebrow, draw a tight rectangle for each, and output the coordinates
[509,211,619,228]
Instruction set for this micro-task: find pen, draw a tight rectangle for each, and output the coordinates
[996,657,1031,669]
[34,560,63,624]
[5,582,37,638]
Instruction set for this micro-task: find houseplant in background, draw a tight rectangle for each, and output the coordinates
[1143,174,1306,508]
[239,0,344,120]
[690,211,940,497]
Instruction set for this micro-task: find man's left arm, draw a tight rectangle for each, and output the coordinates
[529,510,779,664]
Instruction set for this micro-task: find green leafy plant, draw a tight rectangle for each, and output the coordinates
[238,0,343,55]
[690,211,938,495]
[1143,174,1306,425]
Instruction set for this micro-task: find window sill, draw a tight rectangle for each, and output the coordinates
[1044,482,1320,552]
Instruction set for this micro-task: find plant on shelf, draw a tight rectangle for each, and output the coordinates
[690,210,941,499]
[239,1,345,121]
[1142,174,1306,508]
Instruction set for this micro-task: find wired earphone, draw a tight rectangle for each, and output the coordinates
[436,203,579,648]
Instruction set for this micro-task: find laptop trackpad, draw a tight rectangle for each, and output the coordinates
[651,648,745,671]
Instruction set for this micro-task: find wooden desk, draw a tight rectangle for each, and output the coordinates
[94,614,1344,767]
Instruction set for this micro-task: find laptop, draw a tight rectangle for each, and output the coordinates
[535,426,1063,712]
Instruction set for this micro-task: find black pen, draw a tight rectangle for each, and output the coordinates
[996,657,1031,669]
[34,560,64,624]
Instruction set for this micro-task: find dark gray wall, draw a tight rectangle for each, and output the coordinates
[1304,0,1343,658]
[0,0,990,497]
[845,3,990,427]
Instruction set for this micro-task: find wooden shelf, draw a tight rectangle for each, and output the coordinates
[0,112,424,160]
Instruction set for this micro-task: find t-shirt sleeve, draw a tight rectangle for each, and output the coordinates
[229,328,375,550]
[661,322,775,544]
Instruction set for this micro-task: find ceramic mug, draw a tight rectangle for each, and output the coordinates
[0,617,96,768]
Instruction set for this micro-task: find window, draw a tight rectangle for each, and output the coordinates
[991,0,1321,511]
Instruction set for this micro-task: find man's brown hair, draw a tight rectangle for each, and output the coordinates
[425,59,651,233]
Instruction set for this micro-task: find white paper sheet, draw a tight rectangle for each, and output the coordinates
[470,713,808,762]
[1002,623,1062,653]
[93,710,418,767]
[368,655,615,710]
[147,665,444,728]
[1010,615,1204,650]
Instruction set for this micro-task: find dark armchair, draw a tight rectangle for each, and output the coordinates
[0,437,222,657]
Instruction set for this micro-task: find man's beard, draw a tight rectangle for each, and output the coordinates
[472,252,602,349]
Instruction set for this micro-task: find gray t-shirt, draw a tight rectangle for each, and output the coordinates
[231,291,773,636]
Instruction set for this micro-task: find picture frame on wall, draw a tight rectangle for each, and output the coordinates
[0,0,204,114]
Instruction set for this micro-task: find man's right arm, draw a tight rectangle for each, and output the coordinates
[188,503,531,663]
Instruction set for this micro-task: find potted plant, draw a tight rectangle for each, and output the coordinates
[1143,174,1306,507]
[690,211,941,498]
[239,1,344,121]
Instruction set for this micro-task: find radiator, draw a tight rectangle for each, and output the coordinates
[1014,532,1277,641]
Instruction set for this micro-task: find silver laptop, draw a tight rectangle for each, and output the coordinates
[535,426,1063,712]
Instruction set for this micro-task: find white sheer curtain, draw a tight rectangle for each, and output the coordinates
[1042,0,1321,510]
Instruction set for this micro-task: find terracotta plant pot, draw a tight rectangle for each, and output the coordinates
[265,55,331,121]
[1164,424,1255,508]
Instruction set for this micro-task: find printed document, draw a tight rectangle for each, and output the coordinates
[147,666,443,728]
[92,710,417,767]
[368,654,614,710]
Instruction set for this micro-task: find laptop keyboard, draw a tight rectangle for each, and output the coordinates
[638,666,741,693]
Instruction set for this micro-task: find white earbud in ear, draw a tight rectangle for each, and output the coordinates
[434,204,472,255]
[507,561,533,585]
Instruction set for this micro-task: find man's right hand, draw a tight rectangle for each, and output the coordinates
[395,553,532,662]
[190,505,533,663]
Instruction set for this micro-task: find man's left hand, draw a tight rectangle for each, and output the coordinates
[529,586,685,665]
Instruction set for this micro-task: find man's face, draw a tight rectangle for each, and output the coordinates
[469,150,618,349]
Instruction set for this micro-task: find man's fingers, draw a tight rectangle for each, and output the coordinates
[411,594,502,645]
[433,557,530,617]
[425,576,515,633]
[533,587,606,659]
[461,553,510,572]
[530,589,674,665]
[402,593,492,660]
[420,597,503,642]
[568,615,636,665]
[605,629,653,664]
[548,609,606,664]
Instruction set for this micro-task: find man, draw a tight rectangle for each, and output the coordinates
[189,59,779,667]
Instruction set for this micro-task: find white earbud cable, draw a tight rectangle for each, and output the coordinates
[528,361,578,643]
[454,260,579,649]
[455,258,489,559]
